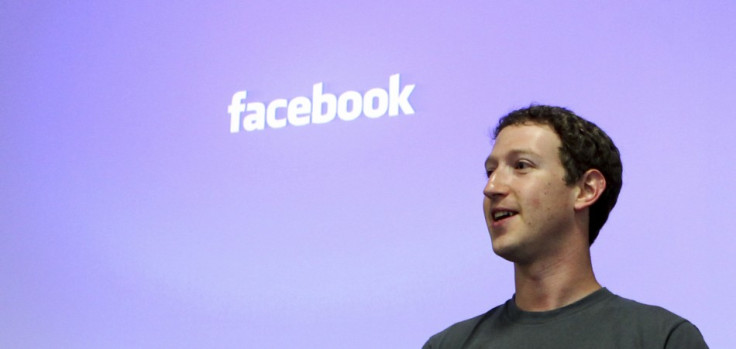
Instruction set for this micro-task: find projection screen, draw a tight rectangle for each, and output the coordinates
[2,1,734,348]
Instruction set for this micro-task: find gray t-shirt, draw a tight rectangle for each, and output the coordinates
[423,288,707,348]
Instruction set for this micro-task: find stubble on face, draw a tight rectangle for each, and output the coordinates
[483,124,578,264]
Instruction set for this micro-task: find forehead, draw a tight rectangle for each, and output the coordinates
[488,123,562,160]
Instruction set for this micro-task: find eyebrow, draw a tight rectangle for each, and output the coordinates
[485,149,540,167]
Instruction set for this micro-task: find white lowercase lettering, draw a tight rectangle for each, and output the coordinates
[227,74,416,132]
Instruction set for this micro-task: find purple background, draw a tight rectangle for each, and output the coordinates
[2,1,734,347]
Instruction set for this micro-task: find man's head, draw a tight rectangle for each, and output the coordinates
[491,105,622,245]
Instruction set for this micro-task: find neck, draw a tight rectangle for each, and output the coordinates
[512,245,601,312]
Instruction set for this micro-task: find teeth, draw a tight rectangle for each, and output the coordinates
[493,211,515,221]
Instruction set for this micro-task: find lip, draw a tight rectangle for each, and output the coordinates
[489,207,518,228]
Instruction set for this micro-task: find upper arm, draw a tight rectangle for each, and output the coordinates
[664,321,708,349]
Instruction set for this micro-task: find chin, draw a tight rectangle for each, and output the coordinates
[492,239,532,263]
[492,241,518,262]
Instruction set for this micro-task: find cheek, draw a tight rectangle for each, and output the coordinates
[529,197,543,208]
[528,182,553,208]
[527,182,565,222]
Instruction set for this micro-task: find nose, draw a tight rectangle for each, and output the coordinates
[483,170,508,200]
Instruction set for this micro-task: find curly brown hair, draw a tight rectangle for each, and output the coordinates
[493,105,623,245]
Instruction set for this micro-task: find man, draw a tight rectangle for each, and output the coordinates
[423,105,707,348]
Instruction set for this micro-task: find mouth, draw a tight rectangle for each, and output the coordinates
[491,209,518,222]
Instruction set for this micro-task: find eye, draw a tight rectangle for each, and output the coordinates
[514,160,532,171]
[484,158,497,178]
[485,164,497,178]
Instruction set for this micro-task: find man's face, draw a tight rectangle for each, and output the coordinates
[483,124,579,263]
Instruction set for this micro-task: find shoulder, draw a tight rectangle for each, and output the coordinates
[601,293,708,348]
[422,304,505,349]
[602,293,688,327]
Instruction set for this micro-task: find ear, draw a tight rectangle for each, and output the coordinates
[573,169,606,211]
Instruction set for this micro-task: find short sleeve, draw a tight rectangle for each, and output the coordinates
[665,321,708,349]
